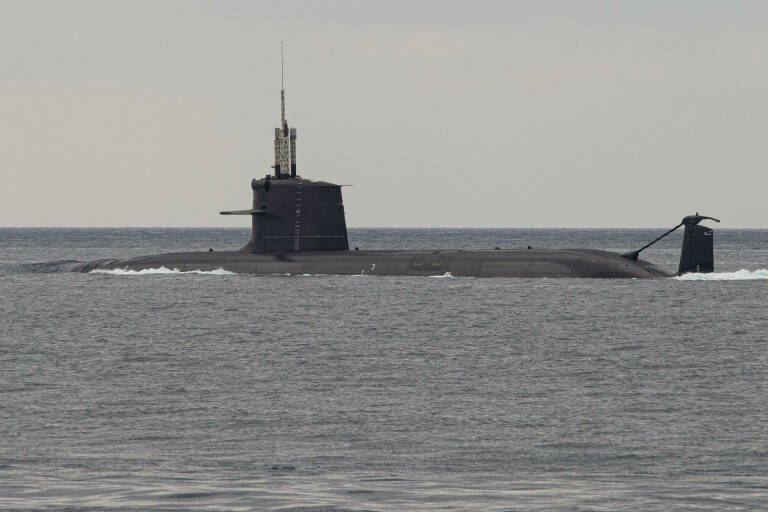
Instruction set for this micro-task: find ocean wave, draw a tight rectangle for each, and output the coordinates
[674,269,768,281]
[90,266,235,276]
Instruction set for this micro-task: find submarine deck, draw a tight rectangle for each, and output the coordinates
[75,248,670,278]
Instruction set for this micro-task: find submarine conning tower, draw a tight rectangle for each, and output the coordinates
[220,84,349,253]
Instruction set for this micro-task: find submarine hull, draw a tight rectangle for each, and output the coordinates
[73,248,670,278]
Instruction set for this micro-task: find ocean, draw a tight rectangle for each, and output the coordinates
[1,227,767,511]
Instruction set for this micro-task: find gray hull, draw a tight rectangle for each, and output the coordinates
[74,248,670,278]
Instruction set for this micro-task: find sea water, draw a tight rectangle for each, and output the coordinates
[1,227,767,511]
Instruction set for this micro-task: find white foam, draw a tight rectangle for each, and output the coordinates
[90,266,234,276]
[430,272,455,278]
[674,269,768,281]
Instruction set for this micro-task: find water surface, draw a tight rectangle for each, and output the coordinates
[1,227,767,510]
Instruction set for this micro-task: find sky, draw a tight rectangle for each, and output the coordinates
[2,0,766,228]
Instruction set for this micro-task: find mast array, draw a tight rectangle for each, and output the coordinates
[274,42,297,178]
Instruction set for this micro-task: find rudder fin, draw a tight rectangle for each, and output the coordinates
[678,214,719,274]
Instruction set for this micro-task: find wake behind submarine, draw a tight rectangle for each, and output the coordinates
[74,84,719,278]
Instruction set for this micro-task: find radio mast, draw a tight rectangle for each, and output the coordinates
[274,41,297,178]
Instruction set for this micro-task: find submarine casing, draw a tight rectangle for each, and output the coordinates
[74,248,669,278]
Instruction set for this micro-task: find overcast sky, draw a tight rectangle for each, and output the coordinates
[2,0,766,227]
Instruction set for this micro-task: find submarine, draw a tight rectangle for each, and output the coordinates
[73,82,719,278]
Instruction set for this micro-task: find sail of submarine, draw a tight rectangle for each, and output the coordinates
[73,59,719,277]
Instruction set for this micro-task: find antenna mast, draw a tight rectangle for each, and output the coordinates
[280,41,286,125]
[274,41,297,178]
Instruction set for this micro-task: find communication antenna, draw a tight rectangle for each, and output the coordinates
[280,41,286,124]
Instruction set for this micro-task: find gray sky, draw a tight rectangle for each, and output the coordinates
[2,0,766,227]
